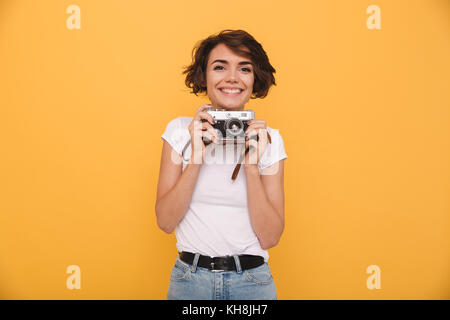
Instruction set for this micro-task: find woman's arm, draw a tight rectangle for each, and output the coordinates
[156,105,217,234]
[155,140,202,234]
[244,160,285,250]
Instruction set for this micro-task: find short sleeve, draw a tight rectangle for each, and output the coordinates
[161,117,190,156]
[258,128,287,172]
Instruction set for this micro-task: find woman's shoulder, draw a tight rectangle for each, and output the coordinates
[163,116,193,132]
[266,126,285,141]
[166,116,193,128]
[161,116,193,156]
[177,116,194,127]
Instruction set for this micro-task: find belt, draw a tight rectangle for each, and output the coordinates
[179,251,264,272]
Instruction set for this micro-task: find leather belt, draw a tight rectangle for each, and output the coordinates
[179,251,264,272]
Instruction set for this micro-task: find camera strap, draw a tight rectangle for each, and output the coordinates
[231,132,272,180]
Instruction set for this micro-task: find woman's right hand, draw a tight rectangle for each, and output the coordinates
[188,104,219,164]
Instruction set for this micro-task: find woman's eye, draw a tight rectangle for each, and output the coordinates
[213,65,252,73]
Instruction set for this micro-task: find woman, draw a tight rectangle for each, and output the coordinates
[155,29,287,300]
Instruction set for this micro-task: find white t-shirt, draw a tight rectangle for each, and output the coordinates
[161,116,288,262]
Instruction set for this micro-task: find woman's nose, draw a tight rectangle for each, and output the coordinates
[225,70,238,82]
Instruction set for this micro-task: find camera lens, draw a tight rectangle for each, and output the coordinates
[225,118,243,136]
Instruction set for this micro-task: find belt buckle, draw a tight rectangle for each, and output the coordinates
[210,259,224,272]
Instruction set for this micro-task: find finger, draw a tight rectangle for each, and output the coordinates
[245,134,258,150]
[247,119,266,126]
[191,119,214,133]
[247,136,259,149]
[200,121,218,134]
[194,122,219,137]
[245,124,266,135]
[201,124,220,140]
[196,104,212,113]
[196,111,216,125]
[246,141,258,165]
[257,130,268,155]
[248,127,268,136]
[245,128,259,140]
[258,128,268,143]
[202,130,219,144]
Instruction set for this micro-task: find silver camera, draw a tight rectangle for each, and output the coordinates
[204,108,255,144]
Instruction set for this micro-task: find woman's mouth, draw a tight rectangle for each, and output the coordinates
[218,88,244,97]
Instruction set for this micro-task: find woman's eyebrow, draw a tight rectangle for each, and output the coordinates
[211,59,253,66]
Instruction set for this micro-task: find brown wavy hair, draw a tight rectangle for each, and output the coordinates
[182,29,276,99]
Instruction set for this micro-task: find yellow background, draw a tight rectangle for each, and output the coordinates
[0,0,449,299]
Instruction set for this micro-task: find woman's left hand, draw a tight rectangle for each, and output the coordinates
[244,119,269,167]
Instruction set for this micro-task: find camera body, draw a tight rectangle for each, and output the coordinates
[205,108,255,144]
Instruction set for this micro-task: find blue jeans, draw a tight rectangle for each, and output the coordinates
[166,254,277,300]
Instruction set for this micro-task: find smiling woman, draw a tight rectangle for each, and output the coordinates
[156,29,287,300]
[204,43,256,111]
[182,29,277,103]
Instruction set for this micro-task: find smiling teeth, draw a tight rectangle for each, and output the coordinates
[221,89,242,93]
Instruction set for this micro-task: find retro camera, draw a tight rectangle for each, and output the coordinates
[202,108,255,144]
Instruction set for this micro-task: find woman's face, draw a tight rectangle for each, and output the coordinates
[205,43,255,111]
